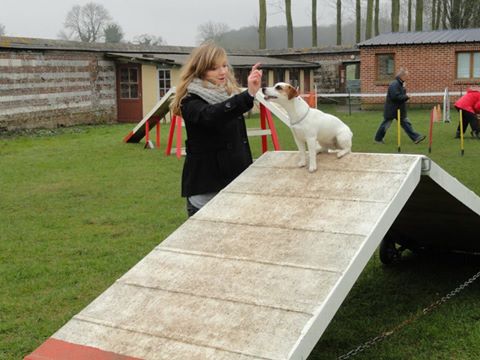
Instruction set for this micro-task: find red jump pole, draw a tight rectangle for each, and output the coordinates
[428,108,434,154]
[175,116,182,159]
[145,121,150,144]
[260,104,268,153]
[156,122,161,149]
[264,107,281,151]
[165,115,176,156]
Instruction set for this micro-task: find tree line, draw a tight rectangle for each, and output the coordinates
[2,1,480,48]
[257,0,480,49]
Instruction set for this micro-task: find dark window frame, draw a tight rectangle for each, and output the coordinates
[456,51,480,80]
[119,66,140,99]
[376,53,395,82]
[158,68,171,98]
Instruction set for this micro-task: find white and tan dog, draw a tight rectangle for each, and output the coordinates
[262,82,353,172]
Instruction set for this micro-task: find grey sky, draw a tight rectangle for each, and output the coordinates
[1,0,338,45]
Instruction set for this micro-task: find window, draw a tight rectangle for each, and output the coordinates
[273,68,285,84]
[457,52,480,79]
[289,68,300,88]
[158,69,171,98]
[119,67,139,99]
[234,68,249,87]
[376,54,395,81]
[304,70,311,92]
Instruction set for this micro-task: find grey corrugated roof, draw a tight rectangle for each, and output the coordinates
[228,45,359,56]
[359,28,480,47]
[0,36,355,58]
[0,36,193,53]
[106,52,319,68]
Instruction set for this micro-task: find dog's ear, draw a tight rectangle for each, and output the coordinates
[287,85,299,100]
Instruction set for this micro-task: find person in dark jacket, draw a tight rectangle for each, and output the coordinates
[374,68,426,144]
[170,41,262,217]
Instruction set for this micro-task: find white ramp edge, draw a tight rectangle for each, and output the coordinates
[124,87,176,143]
[255,91,291,127]
[26,152,480,360]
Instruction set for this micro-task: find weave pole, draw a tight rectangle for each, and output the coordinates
[397,109,401,153]
[428,108,434,154]
[145,121,150,144]
[459,110,465,156]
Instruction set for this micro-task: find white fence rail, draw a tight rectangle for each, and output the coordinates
[316,88,454,122]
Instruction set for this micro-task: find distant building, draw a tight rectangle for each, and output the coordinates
[0,36,318,130]
[248,46,361,95]
[359,28,480,108]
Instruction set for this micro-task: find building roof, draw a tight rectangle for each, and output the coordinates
[359,28,480,47]
[228,45,359,56]
[0,35,356,58]
[0,36,193,54]
[106,52,319,68]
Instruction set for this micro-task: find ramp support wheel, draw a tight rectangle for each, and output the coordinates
[379,237,403,265]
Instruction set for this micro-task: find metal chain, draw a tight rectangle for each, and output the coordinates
[337,269,480,360]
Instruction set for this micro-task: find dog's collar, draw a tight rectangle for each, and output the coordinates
[291,107,310,126]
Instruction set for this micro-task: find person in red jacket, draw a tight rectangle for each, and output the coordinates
[454,88,480,139]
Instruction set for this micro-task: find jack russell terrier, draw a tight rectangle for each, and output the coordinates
[262,82,353,172]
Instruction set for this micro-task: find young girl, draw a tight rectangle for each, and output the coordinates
[170,42,262,216]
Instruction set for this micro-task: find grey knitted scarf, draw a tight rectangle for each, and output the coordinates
[187,78,235,104]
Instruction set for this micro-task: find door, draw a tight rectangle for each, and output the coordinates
[117,64,142,122]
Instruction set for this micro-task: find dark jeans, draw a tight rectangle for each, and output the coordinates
[456,109,479,136]
[186,198,199,217]
[374,117,421,142]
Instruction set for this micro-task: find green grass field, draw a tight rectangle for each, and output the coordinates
[1,106,479,360]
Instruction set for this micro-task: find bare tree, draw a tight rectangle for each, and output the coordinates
[431,0,437,29]
[435,0,442,29]
[285,0,294,48]
[259,0,267,49]
[104,23,123,43]
[374,0,380,35]
[440,0,480,29]
[407,0,413,30]
[63,2,111,42]
[197,21,230,44]
[416,0,424,30]
[355,0,361,43]
[133,34,166,46]
[391,0,400,32]
[0,23,5,36]
[442,0,448,28]
[337,0,342,45]
[312,0,318,47]
[365,0,374,39]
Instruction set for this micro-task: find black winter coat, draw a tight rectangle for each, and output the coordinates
[180,90,254,197]
[384,77,409,120]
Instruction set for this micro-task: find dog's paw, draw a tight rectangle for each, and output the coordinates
[308,165,317,173]
[298,160,306,168]
[336,149,351,159]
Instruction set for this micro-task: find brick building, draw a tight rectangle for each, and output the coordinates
[359,28,480,108]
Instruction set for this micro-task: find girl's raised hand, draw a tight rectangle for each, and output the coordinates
[247,63,263,96]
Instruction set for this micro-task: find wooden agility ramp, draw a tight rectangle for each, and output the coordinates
[26,152,480,360]
[123,87,176,144]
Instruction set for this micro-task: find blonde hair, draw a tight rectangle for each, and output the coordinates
[170,41,239,115]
